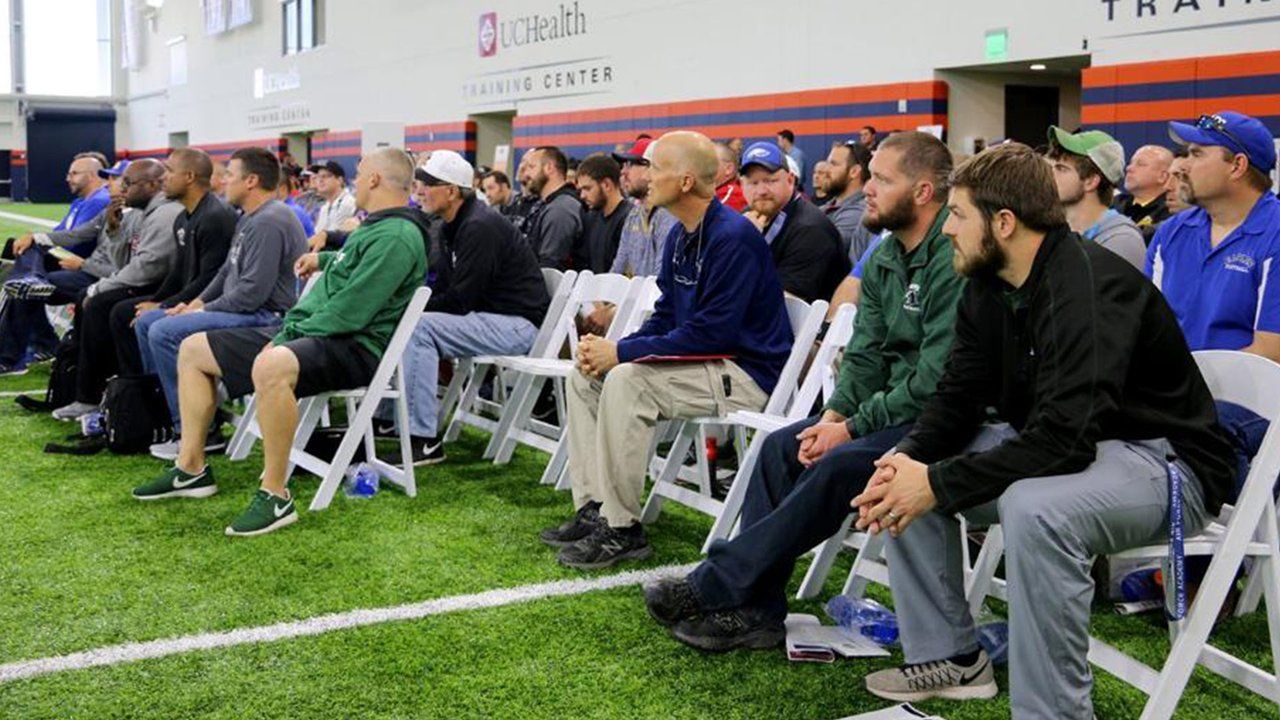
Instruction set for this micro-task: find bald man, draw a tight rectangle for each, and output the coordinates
[1115,144,1175,243]
[132,147,429,538]
[546,131,794,570]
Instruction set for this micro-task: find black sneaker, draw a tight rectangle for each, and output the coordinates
[411,436,445,466]
[539,501,600,548]
[0,362,28,377]
[643,576,701,627]
[670,607,785,652]
[372,421,398,438]
[557,521,653,570]
[44,436,107,456]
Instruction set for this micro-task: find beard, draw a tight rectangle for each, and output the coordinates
[863,191,915,233]
[953,222,1007,279]
[825,171,849,199]
[1059,184,1086,206]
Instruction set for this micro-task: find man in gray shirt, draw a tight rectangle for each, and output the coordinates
[822,141,878,264]
[140,147,307,454]
[520,146,584,270]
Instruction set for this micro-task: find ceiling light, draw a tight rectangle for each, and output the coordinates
[1030,63,1047,71]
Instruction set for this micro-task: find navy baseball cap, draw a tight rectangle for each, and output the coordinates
[739,141,787,174]
[97,159,131,179]
[1169,111,1276,173]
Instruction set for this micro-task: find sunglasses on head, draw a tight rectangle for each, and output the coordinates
[1194,114,1248,157]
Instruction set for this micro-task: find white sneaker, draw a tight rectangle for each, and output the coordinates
[865,649,997,703]
[149,440,181,461]
[52,401,98,421]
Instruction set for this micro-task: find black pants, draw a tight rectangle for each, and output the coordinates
[75,286,153,404]
[688,415,911,620]
[108,295,156,376]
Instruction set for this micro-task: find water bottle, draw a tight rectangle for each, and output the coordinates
[343,463,379,499]
[1121,567,1162,602]
[825,594,899,646]
[976,621,1010,665]
[80,411,105,438]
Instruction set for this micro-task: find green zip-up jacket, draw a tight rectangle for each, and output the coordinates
[824,207,964,436]
[274,208,429,358]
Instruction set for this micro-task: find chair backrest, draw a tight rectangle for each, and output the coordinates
[563,271,638,349]
[1193,350,1280,505]
[790,302,856,418]
[618,275,662,336]
[528,269,578,358]
[370,286,433,391]
[762,296,829,415]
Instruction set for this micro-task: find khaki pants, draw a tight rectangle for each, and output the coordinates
[566,360,769,527]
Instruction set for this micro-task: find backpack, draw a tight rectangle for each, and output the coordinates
[102,374,174,454]
[44,331,80,410]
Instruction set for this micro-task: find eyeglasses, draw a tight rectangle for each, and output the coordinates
[1195,114,1248,157]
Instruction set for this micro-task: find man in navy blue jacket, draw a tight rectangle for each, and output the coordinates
[545,131,794,570]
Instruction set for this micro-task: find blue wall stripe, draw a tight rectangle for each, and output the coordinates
[1087,115,1280,153]
[1082,74,1280,106]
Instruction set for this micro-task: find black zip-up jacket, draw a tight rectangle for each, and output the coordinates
[897,226,1235,515]
[766,194,850,303]
[427,195,550,328]
[154,192,238,307]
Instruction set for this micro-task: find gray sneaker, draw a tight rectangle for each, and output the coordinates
[52,401,98,421]
[865,649,997,703]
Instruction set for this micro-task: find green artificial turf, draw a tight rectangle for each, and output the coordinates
[0,397,1273,718]
[0,203,72,223]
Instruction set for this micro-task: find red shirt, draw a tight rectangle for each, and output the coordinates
[716,179,748,212]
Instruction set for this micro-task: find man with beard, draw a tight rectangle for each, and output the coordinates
[821,140,877,264]
[519,146,583,270]
[575,154,632,272]
[642,131,964,651]
[713,141,747,212]
[740,141,848,303]
[1162,149,1193,215]
[610,137,680,278]
[1046,127,1146,269]
[846,144,1232,718]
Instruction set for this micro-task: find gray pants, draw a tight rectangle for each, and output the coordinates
[885,425,1209,719]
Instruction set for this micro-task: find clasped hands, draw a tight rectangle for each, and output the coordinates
[575,334,619,379]
[851,451,937,537]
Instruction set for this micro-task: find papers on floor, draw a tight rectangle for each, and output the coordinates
[835,702,946,719]
[785,613,890,663]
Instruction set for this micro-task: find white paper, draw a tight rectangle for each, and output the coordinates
[785,614,890,658]
[835,702,946,720]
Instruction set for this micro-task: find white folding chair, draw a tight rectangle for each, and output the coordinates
[227,286,432,512]
[483,272,641,481]
[439,268,577,444]
[963,350,1280,719]
[638,296,829,533]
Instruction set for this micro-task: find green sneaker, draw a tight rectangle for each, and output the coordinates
[225,489,297,537]
[132,465,217,500]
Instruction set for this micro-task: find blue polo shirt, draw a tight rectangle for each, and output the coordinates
[59,185,112,257]
[1145,192,1280,351]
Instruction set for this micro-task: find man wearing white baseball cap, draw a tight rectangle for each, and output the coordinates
[401,150,550,464]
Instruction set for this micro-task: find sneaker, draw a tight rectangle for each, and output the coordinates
[132,465,218,500]
[149,433,226,461]
[670,607,785,652]
[539,501,601,548]
[44,436,107,456]
[52,401,98,421]
[557,521,652,570]
[865,650,998,703]
[225,489,298,537]
[0,362,28,377]
[26,349,55,365]
[643,576,701,627]
[372,421,398,438]
[411,436,446,466]
[4,276,56,300]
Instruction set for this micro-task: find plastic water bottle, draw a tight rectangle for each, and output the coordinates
[1120,567,1162,602]
[825,594,899,646]
[80,411,105,438]
[976,621,1010,665]
[343,463,379,499]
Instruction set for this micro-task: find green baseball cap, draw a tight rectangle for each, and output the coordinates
[1047,126,1126,185]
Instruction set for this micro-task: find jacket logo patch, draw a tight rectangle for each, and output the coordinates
[176,228,186,246]
[902,283,922,312]
[1224,253,1255,274]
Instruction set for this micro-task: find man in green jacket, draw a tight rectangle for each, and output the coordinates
[131,148,428,537]
[642,132,964,651]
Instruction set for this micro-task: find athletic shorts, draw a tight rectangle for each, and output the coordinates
[205,326,380,400]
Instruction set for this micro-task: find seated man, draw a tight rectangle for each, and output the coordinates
[130,148,429,538]
[1115,144,1175,243]
[1147,110,1280,495]
[575,154,632,272]
[307,160,357,251]
[543,131,794,570]
[51,159,183,420]
[520,146,584,270]
[610,138,680,278]
[850,144,1233,718]
[1046,126,1147,269]
[740,141,849,302]
[642,131,962,650]
[821,140,877,264]
[135,147,306,456]
[403,150,550,464]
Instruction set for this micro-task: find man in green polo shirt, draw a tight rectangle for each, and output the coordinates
[642,132,966,651]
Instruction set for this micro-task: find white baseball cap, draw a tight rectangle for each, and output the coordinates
[416,149,474,188]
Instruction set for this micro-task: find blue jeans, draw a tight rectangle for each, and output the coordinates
[136,308,282,427]
[0,250,95,366]
[1216,400,1271,501]
[402,311,538,438]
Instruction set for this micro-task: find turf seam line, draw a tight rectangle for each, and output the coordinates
[0,562,698,684]
[0,210,58,229]
[0,390,43,397]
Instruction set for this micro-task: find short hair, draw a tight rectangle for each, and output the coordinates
[950,143,1066,233]
[861,125,877,137]
[131,157,166,182]
[229,146,281,191]
[835,142,873,184]
[576,153,621,187]
[365,146,415,192]
[532,146,568,177]
[1172,145,1189,159]
[777,129,796,143]
[482,170,511,187]
[169,147,214,186]
[74,151,109,169]
[636,133,653,141]
[876,131,953,196]
[713,141,739,167]
[1046,146,1114,205]
[1213,148,1277,193]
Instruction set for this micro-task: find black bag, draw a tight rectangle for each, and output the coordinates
[102,374,174,454]
[45,331,80,410]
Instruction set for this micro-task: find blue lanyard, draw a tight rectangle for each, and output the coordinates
[1165,455,1187,622]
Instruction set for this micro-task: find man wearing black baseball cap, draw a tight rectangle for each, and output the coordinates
[309,160,356,250]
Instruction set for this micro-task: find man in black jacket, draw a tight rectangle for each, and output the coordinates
[740,141,848,302]
[851,144,1235,719]
[404,150,551,464]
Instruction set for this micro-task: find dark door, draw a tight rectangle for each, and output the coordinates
[1004,85,1060,148]
[25,106,117,202]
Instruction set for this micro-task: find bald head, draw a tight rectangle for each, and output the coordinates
[169,147,214,186]
[365,147,414,192]
[1125,144,1175,199]
[652,131,718,198]
[122,158,165,208]
[66,156,105,197]
[128,158,165,183]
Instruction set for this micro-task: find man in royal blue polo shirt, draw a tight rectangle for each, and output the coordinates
[1147,110,1280,495]
[545,131,794,570]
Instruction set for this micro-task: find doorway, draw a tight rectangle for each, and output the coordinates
[470,111,515,174]
[1005,86,1060,147]
[282,131,312,166]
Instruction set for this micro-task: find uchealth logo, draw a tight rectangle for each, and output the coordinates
[479,12,497,57]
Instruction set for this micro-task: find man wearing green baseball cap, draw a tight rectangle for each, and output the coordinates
[1046,126,1147,268]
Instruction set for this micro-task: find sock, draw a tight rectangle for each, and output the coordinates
[951,649,982,666]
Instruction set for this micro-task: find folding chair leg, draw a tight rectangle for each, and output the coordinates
[797,514,854,600]
[484,374,538,460]
[392,371,417,498]
[444,363,489,443]
[437,358,469,432]
[640,426,695,524]
[539,434,570,486]
[495,376,551,464]
[702,429,766,553]
[310,392,387,511]
[227,395,258,460]
[965,525,1005,619]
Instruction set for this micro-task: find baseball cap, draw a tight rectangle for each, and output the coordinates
[612,137,654,165]
[739,142,787,174]
[318,160,346,179]
[97,159,131,179]
[415,149,474,188]
[1168,111,1276,173]
[1048,126,1126,184]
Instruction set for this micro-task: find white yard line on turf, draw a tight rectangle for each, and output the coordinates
[0,390,42,397]
[0,562,698,684]
[0,210,58,229]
